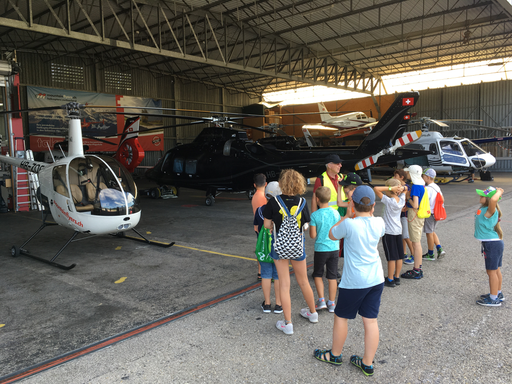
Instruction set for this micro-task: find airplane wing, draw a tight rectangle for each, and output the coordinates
[0,154,47,174]
[333,122,377,138]
[471,136,512,145]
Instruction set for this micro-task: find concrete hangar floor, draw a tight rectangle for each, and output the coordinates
[0,174,511,383]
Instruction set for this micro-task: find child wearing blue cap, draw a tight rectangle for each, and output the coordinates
[313,185,385,376]
[474,186,505,306]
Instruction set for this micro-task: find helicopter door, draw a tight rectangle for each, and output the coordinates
[438,140,469,167]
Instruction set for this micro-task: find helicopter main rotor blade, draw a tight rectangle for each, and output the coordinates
[82,136,117,145]
[0,106,66,115]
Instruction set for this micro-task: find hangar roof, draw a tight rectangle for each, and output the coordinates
[1,0,511,97]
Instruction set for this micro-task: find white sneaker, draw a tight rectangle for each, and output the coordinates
[327,301,336,313]
[276,320,293,335]
[300,308,319,323]
[315,298,327,310]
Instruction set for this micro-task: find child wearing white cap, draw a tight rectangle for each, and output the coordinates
[401,165,426,279]
[422,168,446,261]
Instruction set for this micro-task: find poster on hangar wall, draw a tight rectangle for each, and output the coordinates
[27,86,164,153]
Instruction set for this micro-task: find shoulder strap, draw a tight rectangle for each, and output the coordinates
[275,195,291,217]
[292,198,306,217]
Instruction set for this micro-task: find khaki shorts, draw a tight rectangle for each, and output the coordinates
[407,208,425,243]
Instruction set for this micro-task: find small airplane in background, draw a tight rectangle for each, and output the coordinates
[316,101,377,128]
[301,102,378,143]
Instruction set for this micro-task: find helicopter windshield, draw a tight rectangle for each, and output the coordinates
[460,140,486,157]
[67,156,140,215]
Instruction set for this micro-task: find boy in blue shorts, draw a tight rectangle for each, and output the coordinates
[309,186,341,312]
[254,181,282,314]
[313,185,385,376]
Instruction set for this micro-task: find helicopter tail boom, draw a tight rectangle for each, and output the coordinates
[0,154,47,174]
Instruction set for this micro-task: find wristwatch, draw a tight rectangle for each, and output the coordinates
[388,186,392,191]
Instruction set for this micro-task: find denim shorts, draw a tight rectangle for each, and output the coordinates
[259,260,278,280]
[482,240,504,270]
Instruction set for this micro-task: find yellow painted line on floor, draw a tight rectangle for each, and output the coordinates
[115,277,127,284]
[0,324,5,328]
[173,244,257,262]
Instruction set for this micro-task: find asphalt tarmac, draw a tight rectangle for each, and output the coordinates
[0,173,511,383]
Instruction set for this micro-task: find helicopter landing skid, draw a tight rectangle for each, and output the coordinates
[114,228,175,247]
[10,218,78,270]
[435,175,470,185]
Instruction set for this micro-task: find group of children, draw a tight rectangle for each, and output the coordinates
[251,166,505,377]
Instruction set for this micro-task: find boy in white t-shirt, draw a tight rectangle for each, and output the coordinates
[373,178,405,287]
[313,185,385,377]
[422,168,446,261]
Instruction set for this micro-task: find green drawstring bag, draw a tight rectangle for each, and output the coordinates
[255,227,274,263]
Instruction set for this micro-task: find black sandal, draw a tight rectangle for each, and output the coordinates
[314,349,342,365]
[257,273,262,281]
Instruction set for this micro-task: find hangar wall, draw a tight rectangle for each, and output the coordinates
[15,52,260,168]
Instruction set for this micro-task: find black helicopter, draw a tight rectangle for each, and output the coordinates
[145,91,429,205]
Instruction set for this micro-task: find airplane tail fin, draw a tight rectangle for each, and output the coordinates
[318,102,333,123]
[113,117,145,173]
[355,92,419,157]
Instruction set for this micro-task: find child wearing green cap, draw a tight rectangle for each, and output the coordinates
[474,186,505,306]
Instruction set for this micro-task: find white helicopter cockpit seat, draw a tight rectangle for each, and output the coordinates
[70,184,94,212]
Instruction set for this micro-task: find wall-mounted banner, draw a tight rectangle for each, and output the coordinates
[27,86,163,153]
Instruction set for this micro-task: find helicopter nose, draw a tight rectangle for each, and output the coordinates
[471,157,486,169]
[471,154,496,169]
[484,154,496,167]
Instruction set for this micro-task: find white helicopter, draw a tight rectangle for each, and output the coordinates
[397,127,497,179]
[0,102,173,270]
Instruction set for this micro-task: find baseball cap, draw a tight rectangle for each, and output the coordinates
[403,164,425,185]
[423,168,436,178]
[352,185,375,206]
[265,181,282,198]
[476,186,499,199]
[338,172,363,186]
[325,154,342,164]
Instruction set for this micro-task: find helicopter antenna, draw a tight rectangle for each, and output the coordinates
[45,142,56,162]
[57,143,66,158]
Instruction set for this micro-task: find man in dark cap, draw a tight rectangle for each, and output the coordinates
[312,154,343,213]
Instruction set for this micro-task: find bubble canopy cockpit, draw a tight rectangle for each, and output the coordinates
[52,155,140,216]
